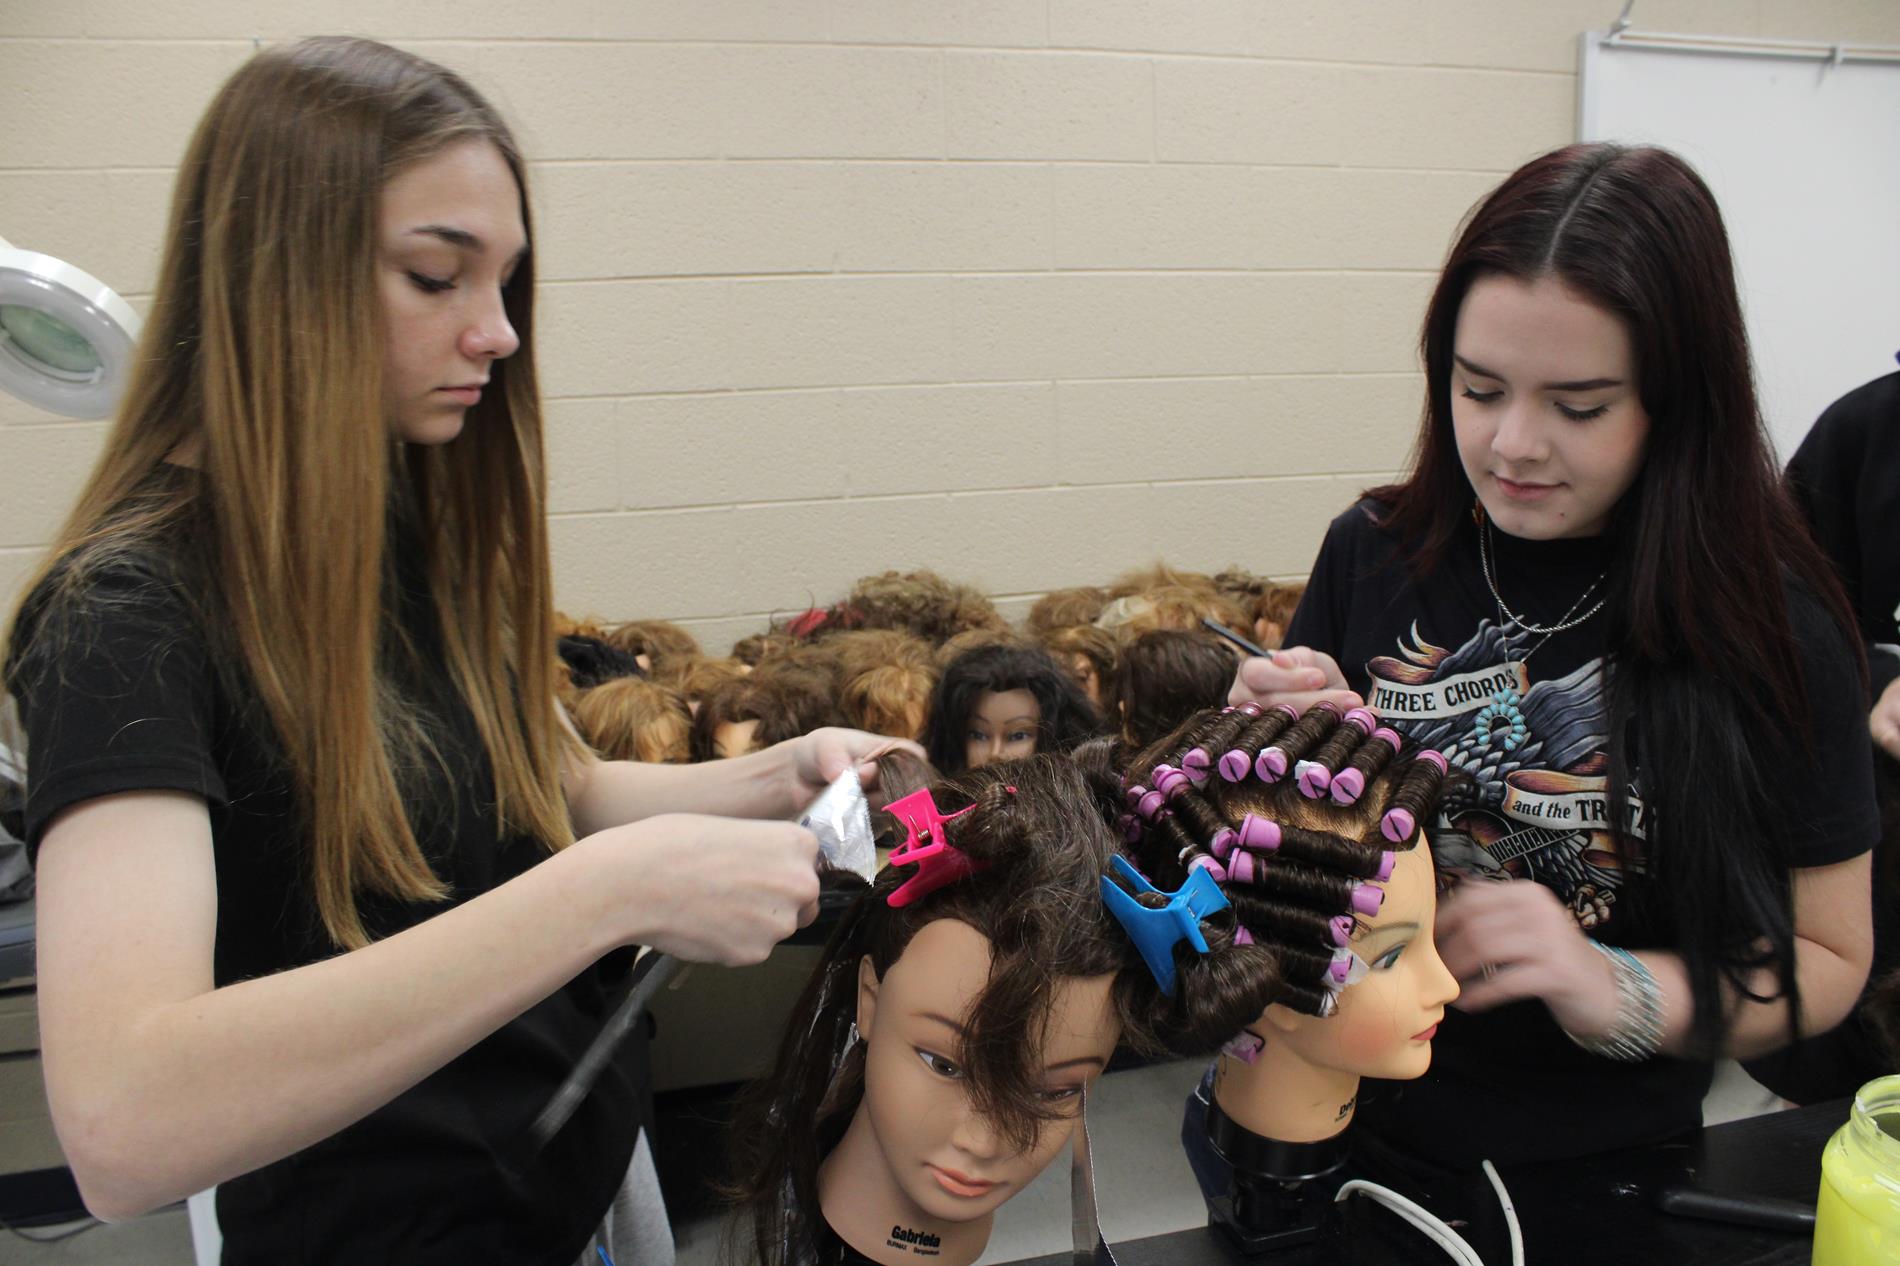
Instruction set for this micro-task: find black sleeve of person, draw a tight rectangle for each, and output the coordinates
[1782,581,1882,869]
[7,566,227,859]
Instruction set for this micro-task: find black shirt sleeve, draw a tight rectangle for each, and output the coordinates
[8,564,226,860]
[1782,581,1880,870]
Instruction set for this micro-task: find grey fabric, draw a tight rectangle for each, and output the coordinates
[575,1131,674,1266]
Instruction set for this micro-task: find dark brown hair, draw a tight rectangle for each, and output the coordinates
[723,755,1144,1266]
[1112,704,1450,1049]
[844,569,1008,646]
[1115,629,1237,750]
[922,643,1105,773]
[1371,142,1863,1053]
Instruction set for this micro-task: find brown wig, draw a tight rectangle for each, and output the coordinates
[571,677,691,764]
[1116,629,1238,750]
[1038,623,1120,708]
[841,664,936,742]
[1111,704,1451,1051]
[1106,562,1221,601]
[730,629,796,667]
[845,569,1009,645]
[1248,581,1305,650]
[677,656,750,711]
[933,625,1023,670]
[922,643,1106,774]
[1027,586,1109,635]
[689,666,843,761]
[723,755,1149,1266]
[3,37,573,950]
[603,618,701,684]
[1100,584,1249,640]
[821,629,935,682]
[1373,142,1863,1053]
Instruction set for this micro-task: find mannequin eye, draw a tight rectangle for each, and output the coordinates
[916,1049,964,1080]
[1039,1084,1084,1105]
[1371,943,1407,971]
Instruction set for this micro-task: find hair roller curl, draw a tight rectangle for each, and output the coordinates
[1257,702,1343,782]
[1294,708,1375,799]
[1220,705,1299,781]
[1332,725,1401,806]
[1380,749,1449,843]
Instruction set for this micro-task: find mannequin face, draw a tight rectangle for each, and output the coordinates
[378,139,526,445]
[1068,654,1104,710]
[713,718,762,759]
[1257,844,1459,1080]
[965,689,1039,769]
[853,919,1118,1223]
[1451,273,1649,540]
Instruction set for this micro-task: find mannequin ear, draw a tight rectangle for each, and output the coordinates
[1259,999,1319,1039]
[856,954,881,1041]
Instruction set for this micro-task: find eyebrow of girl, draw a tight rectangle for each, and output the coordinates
[917,1013,1105,1071]
[1453,354,1621,393]
[408,224,529,264]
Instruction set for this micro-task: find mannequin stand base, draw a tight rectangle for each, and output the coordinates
[1204,1096,1351,1258]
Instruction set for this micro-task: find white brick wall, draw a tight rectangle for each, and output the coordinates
[5,0,1898,650]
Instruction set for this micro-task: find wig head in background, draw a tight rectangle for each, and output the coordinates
[689,665,843,761]
[822,629,935,682]
[555,634,644,691]
[1,36,576,951]
[933,625,1023,670]
[1246,582,1306,651]
[1111,704,1454,1054]
[730,629,796,667]
[603,618,701,683]
[552,611,611,642]
[1116,629,1237,750]
[1026,586,1109,636]
[677,656,749,714]
[723,754,1144,1266]
[1105,562,1221,602]
[846,569,1009,646]
[822,630,939,741]
[571,676,691,764]
[922,643,1105,774]
[1098,585,1249,641]
[1036,623,1120,713]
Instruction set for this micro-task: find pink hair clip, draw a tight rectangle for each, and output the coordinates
[885,787,984,908]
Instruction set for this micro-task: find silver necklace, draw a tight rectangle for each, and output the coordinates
[1480,518,1607,639]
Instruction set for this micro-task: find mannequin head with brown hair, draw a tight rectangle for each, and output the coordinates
[1036,623,1119,714]
[689,666,843,760]
[571,676,691,764]
[1113,703,1460,1142]
[726,755,1171,1266]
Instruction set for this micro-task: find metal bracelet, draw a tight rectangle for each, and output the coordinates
[1562,940,1665,1062]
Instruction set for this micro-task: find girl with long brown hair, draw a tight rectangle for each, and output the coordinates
[1230,143,1879,1178]
[3,37,905,1264]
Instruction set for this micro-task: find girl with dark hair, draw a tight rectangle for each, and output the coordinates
[724,754,1152,1266]
[1230,143,1879,1175]
[921,643,1105,773]
[2,37,907,1264]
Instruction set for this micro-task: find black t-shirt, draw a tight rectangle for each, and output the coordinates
[1787,369,1900,702]
[1285,499,1878,1173]
[7,536,637,1264]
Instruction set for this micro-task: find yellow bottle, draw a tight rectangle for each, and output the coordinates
[1814,1075,1900,1264]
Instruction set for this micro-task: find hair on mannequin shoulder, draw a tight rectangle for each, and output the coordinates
[723,755,1142,1266]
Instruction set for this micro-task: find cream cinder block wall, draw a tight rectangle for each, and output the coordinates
[6,1,1900,651]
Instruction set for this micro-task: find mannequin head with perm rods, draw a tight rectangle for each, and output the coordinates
[725,754,1182,1266]
[1114,703,1460,1144]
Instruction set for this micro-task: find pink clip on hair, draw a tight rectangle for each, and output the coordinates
[885,787,983,908]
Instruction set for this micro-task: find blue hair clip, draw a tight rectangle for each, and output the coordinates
[1100,855,1231,997]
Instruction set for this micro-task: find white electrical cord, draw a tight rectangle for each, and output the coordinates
[1334,1159,1523,1266]
[1481,1160,1524,1266]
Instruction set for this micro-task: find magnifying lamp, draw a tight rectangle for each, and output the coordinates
[0,236,141,420]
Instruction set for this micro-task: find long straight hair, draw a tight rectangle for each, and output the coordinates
[1374,144,1862,1052]
[9,37,575,949]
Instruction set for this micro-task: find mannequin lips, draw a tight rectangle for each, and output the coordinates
[927,1164,998,1198]
[1412,1023,1439,1042]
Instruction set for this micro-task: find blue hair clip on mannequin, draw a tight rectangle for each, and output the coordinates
[1112,703,1460,1254]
